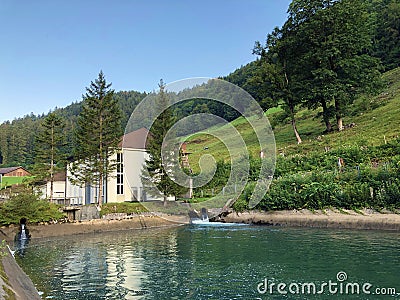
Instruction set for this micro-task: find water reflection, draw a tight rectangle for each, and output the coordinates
[105,246,147,299]
[16,226,400,300]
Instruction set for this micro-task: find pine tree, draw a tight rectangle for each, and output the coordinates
[70,71,122,207]
[142,80,186,206]
[35,113,66,202]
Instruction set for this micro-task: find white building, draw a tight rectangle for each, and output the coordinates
[66,127,152,205]
[38,172,67,203]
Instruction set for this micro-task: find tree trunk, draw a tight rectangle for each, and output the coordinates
[289,104,302,144]
[283,69,302,144]
[337,116,343,131]
[98,173,103,207]
[163,195,167,207]
[292,119,302,144]
[50,175,54,203]
[98,114,103,208]
[50,126,54,203]
[335,98,344,131]
[321,99,333,132]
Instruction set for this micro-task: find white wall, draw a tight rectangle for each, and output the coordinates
[107,148,148,203]
[38,181,66,201]
[66,165,85,205]
[66,148,153,204]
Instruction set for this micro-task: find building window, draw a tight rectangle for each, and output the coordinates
[117,153,124,195]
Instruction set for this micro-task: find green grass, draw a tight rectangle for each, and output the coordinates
[100,202,148,216]
[185,67,400,172]
[0,176,31,189]
[265,106,283,115]
[187,197,213,203]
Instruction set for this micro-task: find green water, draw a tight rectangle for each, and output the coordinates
[16,224,400,299]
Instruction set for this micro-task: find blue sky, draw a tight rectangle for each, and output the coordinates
[0,0,291,123]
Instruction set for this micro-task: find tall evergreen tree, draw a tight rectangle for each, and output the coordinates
[35,113,66,202]
[70,71,122,207]
[142,80,186,206]
[0,122,10,165]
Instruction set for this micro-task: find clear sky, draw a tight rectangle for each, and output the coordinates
[0,0,291,123]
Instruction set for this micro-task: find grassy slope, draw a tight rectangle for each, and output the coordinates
[0,177,30,189]
[185,67,400,172]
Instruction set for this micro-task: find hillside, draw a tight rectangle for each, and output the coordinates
[184,68,400,211]
[185,67,400,169]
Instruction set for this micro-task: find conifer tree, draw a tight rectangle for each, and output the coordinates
[142,80,186,206]
[70,71,122,207]
[35,112,66,202]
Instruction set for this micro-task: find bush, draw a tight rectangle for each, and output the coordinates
[232,197,249,212]
[0,191,65,225]
[375,179,400,208]
[241,162,400,212]
[190,139,400,212]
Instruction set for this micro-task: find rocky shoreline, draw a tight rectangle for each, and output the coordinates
[219,208,400,230]
[1,214,186,243]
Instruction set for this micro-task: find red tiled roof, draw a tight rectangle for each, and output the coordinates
[120,127,149,150]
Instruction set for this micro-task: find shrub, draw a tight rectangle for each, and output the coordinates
[0,191,65,225]
[232,197,249,212]
[248,163,400,212]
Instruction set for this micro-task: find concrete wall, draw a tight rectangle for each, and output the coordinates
[1,254,41,299]
[75,206,100,221]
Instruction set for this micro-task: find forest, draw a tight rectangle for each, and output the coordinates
[0,0,399,172]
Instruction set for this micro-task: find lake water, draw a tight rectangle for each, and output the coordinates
[16,224,400,299]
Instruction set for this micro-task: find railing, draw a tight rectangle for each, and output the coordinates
[53,197,83,206]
